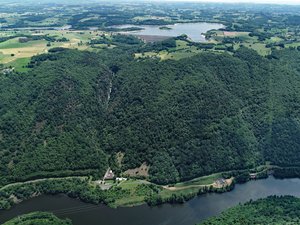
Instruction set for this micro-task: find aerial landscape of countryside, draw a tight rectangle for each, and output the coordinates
[0,0,300,224]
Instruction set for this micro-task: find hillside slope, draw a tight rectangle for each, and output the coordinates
[0,50,111,185]
[0,47,300,185]
[104,48,300,183]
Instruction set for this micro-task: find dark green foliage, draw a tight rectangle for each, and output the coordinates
[90,34,142,48]
[56,37,69,42]
[142,38,177,52]
[0,50,111,185]
[201,196,300,225]
[135,19,171,26]
[160,39,177,48]
[273,167,300,179]
[265,118,300,167]
[0,36,17,43]
[149,152,179,184]
[255,171,268,179]
[0,34,68,45]
[1,45,300,187]
[249,31,273,41]
[235,172,250,184]
[103,47,300,183]
[0,18,7,23]
[262,49,300,167]
[104,48,264,182]
[111,34,142,45]
[285,15,300,26]
[3,212,72,225]
[48,47,68,53]
[90,38,111,45]
[190,42,216,49]
[145,194,163,206]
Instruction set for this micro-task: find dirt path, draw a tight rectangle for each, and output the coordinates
[163,178,234,191]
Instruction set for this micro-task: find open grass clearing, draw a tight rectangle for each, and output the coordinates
[234,42,271,56]
[0,38,45,49]
[159,186,200,199]
[113,179,151,207]
[118,179,150,189]
[0,41,48,64]
[173,173,223,188]
[7,57,31,72]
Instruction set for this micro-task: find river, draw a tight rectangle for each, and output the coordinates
[113,22,224,42]
[1,176,300,225]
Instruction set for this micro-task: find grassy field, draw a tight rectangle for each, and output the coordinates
[0,38,47,64]
[159,186,201,199]
[285,42,300,48]
[7,57,31,72]
[0,38,46,49]
[173,173,222,187]
[0,30,104,71]
[113,178,210,207]
[112,172,225,207]
[113,179,151,206]
[242,43,271,56]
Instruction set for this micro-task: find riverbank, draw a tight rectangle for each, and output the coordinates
[0,165,299,211]
[2,177,300,225]
[0,170,234,209]
[200,196,300,225]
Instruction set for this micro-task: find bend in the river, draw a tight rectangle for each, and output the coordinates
[1,176,300,225]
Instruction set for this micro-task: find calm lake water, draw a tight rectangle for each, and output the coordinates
[115,22,224,42]
[1,177,300,225]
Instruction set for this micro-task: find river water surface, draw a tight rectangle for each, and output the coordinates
[1,176,300,225]
[114,22,224,42]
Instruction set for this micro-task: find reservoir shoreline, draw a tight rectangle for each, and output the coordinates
[1,176,300,225]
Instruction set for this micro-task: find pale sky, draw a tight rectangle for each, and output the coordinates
[161,0,300,5]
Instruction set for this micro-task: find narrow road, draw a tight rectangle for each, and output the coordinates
[0,176,88,191]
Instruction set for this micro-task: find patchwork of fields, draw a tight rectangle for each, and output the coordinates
[0,30,104,71]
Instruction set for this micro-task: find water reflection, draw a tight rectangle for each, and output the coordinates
[1,177,300,225]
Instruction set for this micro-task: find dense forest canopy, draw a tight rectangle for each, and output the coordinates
[201,196,300,225]
[0,46,300,185]
[0,50,111,184]
[2,212,72,225]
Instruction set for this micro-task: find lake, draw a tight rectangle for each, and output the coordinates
[1,176,300,225]
[114,22,224,42]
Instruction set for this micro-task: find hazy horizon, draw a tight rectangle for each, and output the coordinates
[1,0,300,5]
[150,0,300,5]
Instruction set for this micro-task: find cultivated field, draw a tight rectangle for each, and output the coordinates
[0,30,104,71]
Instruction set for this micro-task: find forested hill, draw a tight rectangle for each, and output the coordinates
[200,196,300,225]
[105,47,300,183]
[0,47,300,186]
[0,50,111,185]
